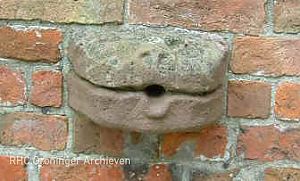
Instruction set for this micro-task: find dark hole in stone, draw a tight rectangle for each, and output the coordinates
[140,51,150,58]
[144,85,166,97]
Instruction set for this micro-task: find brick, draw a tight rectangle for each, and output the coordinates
[0,156,27,181]
[0,27,62,63]
[30,70,63,107]
[40,163,124,181]
[227,80,271,118]
[237,126,300,161]
[0,112,68,151]
[231,36,300,76]
[264,168,300,181]
[144,164,172,181]
[129,0,266,34]
[274,0,300,33]
[0,0,124,24]
[275,83,300,120]
[193,170,239,181]
[162,125,227,158]
[0,66,26,106]
[74,113,124,156]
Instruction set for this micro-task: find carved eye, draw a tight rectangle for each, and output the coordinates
[144,85,166,97]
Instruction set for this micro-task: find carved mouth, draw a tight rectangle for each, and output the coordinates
[144,84,166,97]
[68,73,224,133]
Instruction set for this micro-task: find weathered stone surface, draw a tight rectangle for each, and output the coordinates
[67,26,227,94]
[274,0,300,33]
[129,0,266,34]
[68,73,224,133]
[0,0,124,24]
[67,26,227,132]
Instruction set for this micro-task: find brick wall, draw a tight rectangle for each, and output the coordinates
[0,0,299,180]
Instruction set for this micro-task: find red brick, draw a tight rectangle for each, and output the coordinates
[144,164,172,181]
[0,156,27,181]
[0,112,68,151]
[30,70,63,107]
[129,0,266,34]
[227,80,271,118]
[275,83,300,120]
[0,66,26,106]
[274,0,300,33]
[162,125,227,158]
[74,113,124,156]
[237,126,300,161]
[40,163,124,181]
[264,168,300,181]
[0,27,62,63]
[231,36,300,76]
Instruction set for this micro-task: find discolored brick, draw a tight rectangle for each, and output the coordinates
[275,83,300,120]
[227,80,271,118]
[74,113,124,156]
[162,125,227,158]
[0,112,68,151]
[237,126,300,161]
[0,66,26,106]
[30,70,63,107]
[231,36,300,76]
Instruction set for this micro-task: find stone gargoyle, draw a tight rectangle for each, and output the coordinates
[67,26,228,133]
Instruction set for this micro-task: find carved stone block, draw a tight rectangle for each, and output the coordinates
[67,26,228,133]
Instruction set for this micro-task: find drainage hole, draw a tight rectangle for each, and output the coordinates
[144,85,166,97]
